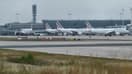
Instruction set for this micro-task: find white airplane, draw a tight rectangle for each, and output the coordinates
[127,24,132,32]
[56,21,96,35]
[110,27,129,35]
[56,21,74,35]
[74,22,116,36]
[17,21,129,36]
[30,23,58,36]
[15,23,58,36]
[21,28,33,33]
[71,22,93,35]
[55,21,115,36]
[15,28,34,35]
[86,23,130,36]
[89,28,115,36]
[110,24,130,35]
[44,23,58,34]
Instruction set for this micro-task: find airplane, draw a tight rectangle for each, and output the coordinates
[110,27,130,36]
[86,23,131,36]
[55,21,115,36]
[89,28,115,36]
[81,22,115,36]
[41,23,59,35]
[56,21,97,36]
[15,28,34,36]
[126,24,132,32]
[44,23,58,33]
[14,23,57,36]
[56,21,74,35]
[14,21,131,36]
[25,23,58,36]
[14,26,43,36]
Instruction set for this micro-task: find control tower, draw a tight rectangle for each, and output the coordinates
[32,4,37,24]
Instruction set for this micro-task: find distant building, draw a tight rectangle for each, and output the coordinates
[32,4,37,24]
[42,20,130,28]
[4,22,44,31]
[3,20,131,30]
[0,25,14,35]
[0,20,130,35]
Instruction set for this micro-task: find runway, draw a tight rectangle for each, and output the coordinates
[0,41,132,48]
[0,36,132,60]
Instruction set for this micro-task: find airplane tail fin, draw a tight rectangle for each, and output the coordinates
[126,24,132,31]
[85,22,92,29]
[56,21,64,29]
[45,23,52,29]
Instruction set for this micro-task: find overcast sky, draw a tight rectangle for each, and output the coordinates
[0,0,132,25]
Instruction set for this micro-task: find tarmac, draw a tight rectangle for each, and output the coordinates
[0,36,132,60]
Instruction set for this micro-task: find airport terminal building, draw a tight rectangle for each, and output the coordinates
[42,20,130,28]
[5,22,44,30]
[0,20,130,35]
[4,20,131,30]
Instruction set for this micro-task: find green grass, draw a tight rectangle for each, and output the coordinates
[0,49,132,74]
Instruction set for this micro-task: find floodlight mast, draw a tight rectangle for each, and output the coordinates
[130,8,132,25]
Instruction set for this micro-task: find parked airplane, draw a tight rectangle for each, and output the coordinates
[36,23,59,35]
[56,21,74,35]
[82,22,116,36]
[55,21,115,36]
[14,21,131,36]
[15,27,44,36]
[15,28,34,35]
[15,23,55,36]
[86,23,130,36]
[127,24,132,32]
[68,22,92,35]
[44,23,58,33]
[56,21,96,36]
[110,27,130,36]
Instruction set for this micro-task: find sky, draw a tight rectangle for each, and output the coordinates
[0,0,132,25]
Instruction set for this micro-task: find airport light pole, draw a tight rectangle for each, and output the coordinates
[68,12,72,20]
[16,13,20,22]
[130,8,132,25]
[120,8,124,25]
